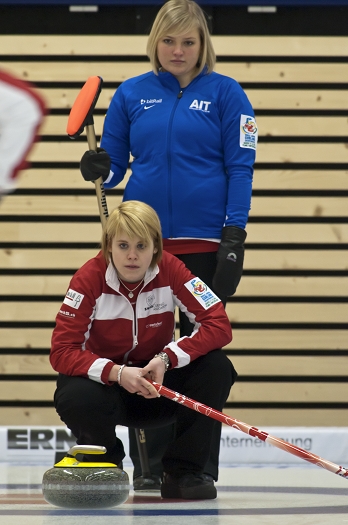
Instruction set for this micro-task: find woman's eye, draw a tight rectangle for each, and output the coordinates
[119,243,128,249]
[185,41,194,46]
[163,39,172,44]
[137,244,145,250]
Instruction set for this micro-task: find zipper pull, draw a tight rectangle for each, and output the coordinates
[178,90,183,99]
[134,335,138,346]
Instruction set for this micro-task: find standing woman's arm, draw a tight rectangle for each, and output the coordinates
[212,79,258,296]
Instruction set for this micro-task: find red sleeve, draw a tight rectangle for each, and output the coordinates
[161,253,232,368]
[50,257,115,385]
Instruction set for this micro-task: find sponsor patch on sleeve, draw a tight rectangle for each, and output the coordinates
[63,288,84,310]
[184,278,220,310]
[240,114,258,150]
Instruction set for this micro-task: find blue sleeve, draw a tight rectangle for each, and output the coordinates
[100,85,130,189]
[219,80,257,230]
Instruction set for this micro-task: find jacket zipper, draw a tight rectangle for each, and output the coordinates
[167,89,183,238]
[122,283,144,363]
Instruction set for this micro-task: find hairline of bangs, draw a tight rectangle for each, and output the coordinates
[111,222,152,246]
[160,19,201,40]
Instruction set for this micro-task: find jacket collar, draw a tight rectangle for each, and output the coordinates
[157,66,208,91]
[105,261,159,293]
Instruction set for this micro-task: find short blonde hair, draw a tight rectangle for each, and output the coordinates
[101,201,163,268]
[147,0,216,76]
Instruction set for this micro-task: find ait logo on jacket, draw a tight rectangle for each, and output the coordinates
[189,99,211,113]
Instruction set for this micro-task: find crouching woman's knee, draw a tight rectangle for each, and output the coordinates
[54,374,114,422]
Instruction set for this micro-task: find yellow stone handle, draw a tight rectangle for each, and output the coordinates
[67,445,107,457]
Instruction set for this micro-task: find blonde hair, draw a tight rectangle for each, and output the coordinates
[101,201,163,268]
[147,0,216,76]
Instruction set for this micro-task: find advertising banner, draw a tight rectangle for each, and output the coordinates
[1,426,347,466]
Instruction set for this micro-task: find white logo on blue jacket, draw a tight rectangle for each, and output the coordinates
[140,98,162,105]
[189,100,211,113]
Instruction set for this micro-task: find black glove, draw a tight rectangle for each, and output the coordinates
[212,226,247,297]
[80,148,111,182]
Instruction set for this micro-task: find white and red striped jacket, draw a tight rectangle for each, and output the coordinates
[0,70,46,194]
[50,251,232,385]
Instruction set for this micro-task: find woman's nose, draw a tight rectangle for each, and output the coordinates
[127,249,138,259]
[173,45,183,55]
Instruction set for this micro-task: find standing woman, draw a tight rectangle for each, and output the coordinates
[80,0,257,488]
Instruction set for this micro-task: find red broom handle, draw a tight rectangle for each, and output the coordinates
[150,381,348,480]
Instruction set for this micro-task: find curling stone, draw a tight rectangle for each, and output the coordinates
[42,445,129,509]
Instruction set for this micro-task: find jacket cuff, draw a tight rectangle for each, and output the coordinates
[163,348,178,369]
[101,361,117,385]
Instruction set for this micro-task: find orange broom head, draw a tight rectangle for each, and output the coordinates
[67,76,103,138]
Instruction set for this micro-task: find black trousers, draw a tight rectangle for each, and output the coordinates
[129,251,229,480]
[54,350,236,477]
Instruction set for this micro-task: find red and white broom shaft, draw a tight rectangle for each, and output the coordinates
[150,381,348,480]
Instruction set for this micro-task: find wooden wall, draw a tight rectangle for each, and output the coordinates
[0,33,347,427]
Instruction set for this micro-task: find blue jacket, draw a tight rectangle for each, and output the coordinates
[101,68,257,239]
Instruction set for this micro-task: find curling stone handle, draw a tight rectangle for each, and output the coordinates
[67,445,107,457]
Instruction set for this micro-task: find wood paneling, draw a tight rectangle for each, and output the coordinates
[1,300,347,323]
[0,250,95,270]
[37,87,348,111]
[39,114,348,137]
[4,61,348,84]
[1,275,346,297]
[0,329,53,348]
[0,382,56,401]
[225,303,348,324]
[227,383,348,403]
[247,89,348,110]
[2,195,347,217]
[230,355,348,376]
[26,141,348,164]
[1,380,346,404]
[228,330,347,350]
[244,248,348,271]
[16,168,348,191]
[16,168,131,190]
[0,408,61,426]
[251,170,348,191]
[2,221,338,244]
[1,35,347,57]
[1,328,346,351]
[0,194,123,216]
[6,406,345,428]
[222,409,348,427]
[1,31,347,428]
[0,302,61,322]
[1,354,347,377]
[236,276,348,296]
[0,275,73,295]
[0,355,53,375]
[1,248,347,273]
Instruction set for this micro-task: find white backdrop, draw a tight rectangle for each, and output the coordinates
[1,426,347,467]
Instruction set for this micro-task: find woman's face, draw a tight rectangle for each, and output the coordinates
[110,231,157,283]
[156,27,201,87]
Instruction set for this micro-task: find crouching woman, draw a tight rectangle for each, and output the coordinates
[50,200,237,500]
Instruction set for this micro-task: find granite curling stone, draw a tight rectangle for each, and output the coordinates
[42,445,130,508]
